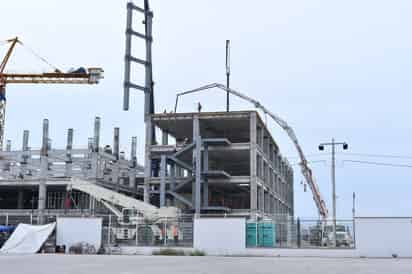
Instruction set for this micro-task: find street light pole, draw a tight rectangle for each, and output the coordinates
[319,138,348,248]
[331,138,337,248]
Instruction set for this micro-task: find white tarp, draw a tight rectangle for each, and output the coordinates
[0,223,56,254]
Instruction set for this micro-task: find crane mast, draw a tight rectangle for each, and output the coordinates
[0,37,19,151]
[175,83,328,220]
[0,37,104,150]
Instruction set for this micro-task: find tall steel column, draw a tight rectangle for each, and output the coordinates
[123,1,155,203]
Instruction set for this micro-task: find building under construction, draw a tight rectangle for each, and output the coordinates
[0,117,143,212]
[0,110,294,219]
[147,110,293,217]
[0,0,319,222]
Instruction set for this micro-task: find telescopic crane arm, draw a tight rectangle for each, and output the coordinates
[174,83,328,220]
[68,178,179,221]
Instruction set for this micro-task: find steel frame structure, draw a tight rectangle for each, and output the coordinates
[147,111,294,219]
[174,83,328,220]
[0,117,143,223]
[123,1,155,205]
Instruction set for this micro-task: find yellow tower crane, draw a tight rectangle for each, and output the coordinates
[0,37,104,150]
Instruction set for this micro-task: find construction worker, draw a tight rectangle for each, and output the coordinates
[172,225,179,245]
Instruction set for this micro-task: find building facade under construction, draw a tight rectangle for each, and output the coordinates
[146,110,294,218]
[0,110,294,220]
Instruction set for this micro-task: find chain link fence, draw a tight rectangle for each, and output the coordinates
[0,211,194,248]
[1,212,354,250]
[246,215,355,249]
[104,214,194,247]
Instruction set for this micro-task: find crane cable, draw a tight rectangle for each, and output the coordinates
[0,38,61,72]
[18,40,61,72]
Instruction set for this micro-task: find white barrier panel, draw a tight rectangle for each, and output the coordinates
[194,218,246,254]
[0,223,56,254]
[355,217,412,257]
[56,217,102,252]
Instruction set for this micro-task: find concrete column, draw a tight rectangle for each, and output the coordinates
[22,130,29,151]
[193,115,201,215]
[17,191,24,209]
[21,130,30,177]
[259,126,264,151]
[129,136,138,189]
[113,127,120,160]
[170,163,176,206]
[176,166,183,177]
[162,130,168,145]
[143,119,153,203]
[250,112,258,219]
[93,117,101,152]
[5,140,11,152]
[202,143,209,208]
[290,170,294,216]
[38,119,49,224]
[260,187,265,214]
[91,117,101,179]
[65,128,73,177]
[160,155,166,207]
[112,127,121,191]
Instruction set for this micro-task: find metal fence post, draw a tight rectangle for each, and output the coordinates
[108,214,112,248]
[30,213,33,225]
[135,221,139,246]
[163,219,167,246]
[297,217,301,248]
[5,213,8,226]
[255,221,258,247]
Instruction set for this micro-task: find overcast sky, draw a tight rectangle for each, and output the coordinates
[1,0,412,218]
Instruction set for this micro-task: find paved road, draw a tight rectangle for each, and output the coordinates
[1,255,412,274]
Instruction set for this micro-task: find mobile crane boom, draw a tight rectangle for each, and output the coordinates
[68,178,179,221]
